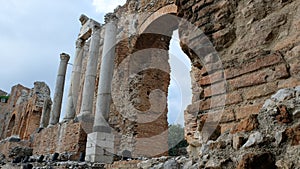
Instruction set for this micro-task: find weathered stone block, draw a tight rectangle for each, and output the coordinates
[231,114,259,134]
[235,103,263,120]
[85,132,114,163]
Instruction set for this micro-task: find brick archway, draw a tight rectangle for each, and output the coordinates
[6,114,16,137]
[123,11,191,157]
[139,4,178,34]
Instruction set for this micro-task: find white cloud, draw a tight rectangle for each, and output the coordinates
[92,0,126,13]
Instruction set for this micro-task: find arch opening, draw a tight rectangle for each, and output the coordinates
[6,114,16,138]
[130,13,192,157]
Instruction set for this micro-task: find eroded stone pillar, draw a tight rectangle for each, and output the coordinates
[39,97,52,129]
[77,25,101,120]
[85,14,118,163]
[63,39,84,121]
[48,53,70,126]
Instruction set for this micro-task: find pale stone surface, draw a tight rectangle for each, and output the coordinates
[242,131,263,148]
[49,53,70,126]
[93,14,118,133]
[78,25,101,120]
[64,39,84,122]
[85,132,114,163]
[39,97,52,129]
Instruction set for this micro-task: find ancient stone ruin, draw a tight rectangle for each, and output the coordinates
[0,0,300,168]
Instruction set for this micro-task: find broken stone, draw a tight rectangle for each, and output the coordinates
[138,160,153,169]
[12,156,22,163]
[271,88,295,102]
[276,105,292,124]
[51,153,59,162]
[262,99,276,111]
[205,158,230,169]
[242,131,263,148]
[163,159,179,169]
[275,131,286,146]
[152,162,163,169]
[285,123,300,146]
[182,160,193,169]
[276,160,289,169]
[292,108,300,119]
[231,114,259,134]
[237,152,276,169]
[233,133,246,150]
[7,135,21,142]
[0,153,6,165]
[216,132,233,147]
[37,155,44,162]
[8,146,33,159]
[22,156,29,163]
[78,152,85,162]
[199,142,210,156]
[22,164,33,169]
[295,86,300,98]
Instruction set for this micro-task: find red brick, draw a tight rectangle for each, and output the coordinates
[278,77,300,88]
[220,122,236,133]
[289,57,300,77]
[231,114,259,134]
[228,64,289,91]
[203,81,226,97]
[235,103,263,120]
[204,61,224,73]
[200,71,224,85]
[225,53,283,79]
[273,64,290,79]
[200,91,242,110]
[244,82,277,100]
[192,0,214,13]
[207,108,236,123]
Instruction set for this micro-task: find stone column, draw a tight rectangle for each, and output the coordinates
[85,14,117,163]
[77,24,101,124]
[39,97,52,129]
[48,53,70,126]
[63,39,84,122]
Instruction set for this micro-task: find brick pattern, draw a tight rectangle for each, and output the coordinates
[32,122,87,161]
[179,0,300,149]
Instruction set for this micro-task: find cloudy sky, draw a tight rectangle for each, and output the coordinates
[0,0,191,125]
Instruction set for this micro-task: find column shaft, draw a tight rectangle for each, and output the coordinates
[93,19,117,132]
[78,26,101,117]
[39,97,52,129]
[64,39,84,121]
[49,53,70,126]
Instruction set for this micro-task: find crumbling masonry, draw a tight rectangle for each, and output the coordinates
[0,0,300,168]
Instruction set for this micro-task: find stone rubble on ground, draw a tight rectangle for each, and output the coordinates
[137,86,300,169]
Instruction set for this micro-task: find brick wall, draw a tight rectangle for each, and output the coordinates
[32,121,87,160]
[177,0,300,146]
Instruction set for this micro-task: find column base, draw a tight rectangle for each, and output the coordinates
[85,132,114,163]
[76,112,94,134]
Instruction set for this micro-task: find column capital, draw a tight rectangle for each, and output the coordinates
[76,39,84,48]
[79,14,89,26]
[60,53,70,61]
[104,13,118,24]
[91,25,101,36]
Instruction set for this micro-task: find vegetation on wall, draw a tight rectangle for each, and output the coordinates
[168,124,188,156]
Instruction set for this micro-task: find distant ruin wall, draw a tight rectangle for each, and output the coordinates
[0,82,51,140]
[31,121,87,160]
